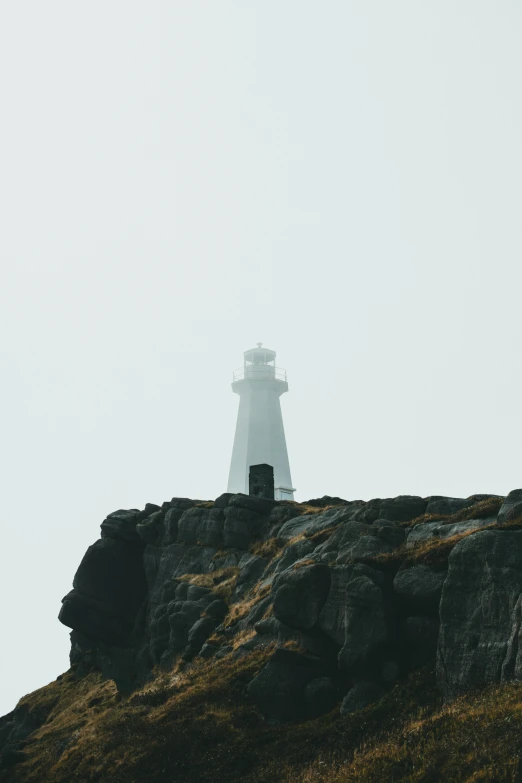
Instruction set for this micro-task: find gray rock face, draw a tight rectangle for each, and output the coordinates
[273,564,331,630]
[373,519,406,548]
[406,517,497,548]
[101,508,143,543]
[337,576,387,672]
[393,566,446,613]
[424,497,456,516]
[223,505,266,549]
[273,539,314,574]
[136,510,165,545]
[406,522,440,548]
[320,520,369,555]
[161,499,197,546]
[235,553,269,595]
[228,493,276,516]
[498,489,522,524]
[177,506,225,548]
[278,506,352,541]
[337,535,391,563]
[214,493,234,508]
[379,496,427,522]
[425,496,474,516]
[57,489,522,723]
[148,544,217,609]
[437,530,522,700]
[318,565,383,646]
[59,536,147,645]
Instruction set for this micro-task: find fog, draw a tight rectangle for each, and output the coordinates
[1,1,521,715]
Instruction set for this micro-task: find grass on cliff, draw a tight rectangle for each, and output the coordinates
[282,683,522,783]
[405,496,504,530]
[5,655,522,783]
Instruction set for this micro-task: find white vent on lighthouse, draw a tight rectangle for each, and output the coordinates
[227,344,295,500]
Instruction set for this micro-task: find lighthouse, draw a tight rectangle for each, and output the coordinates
[227,344,295,500]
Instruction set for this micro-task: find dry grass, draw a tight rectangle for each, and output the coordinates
[306,525,338,544]
[363,505,513,574]
[0,661,441,783]
[230,629,257,650]
[294,504,340,515]
[176,567,239,601]
[293,559,316,570]
[251,537,285,558]
[279,682,522,783]
[223,582,271,629]
[194,501,215,509]
[405,496,504,529]
[8,652,522,783]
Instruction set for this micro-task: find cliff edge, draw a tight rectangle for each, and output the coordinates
[3,489,522,781]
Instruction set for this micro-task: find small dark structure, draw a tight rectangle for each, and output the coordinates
[249,463,275,500]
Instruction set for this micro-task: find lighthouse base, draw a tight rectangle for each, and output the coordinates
[275,486,296,501]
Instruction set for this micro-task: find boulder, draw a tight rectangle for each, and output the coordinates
[337,577,388,673]
[425,497,474,516]
[278,506,350,541]
[184,617,219,658]
[320,520,369,555]
[199,642,219,659]
[177,506,225,548]
[340,681,384,715]
[303,496,351,508]
[101,509,142,544]
[440,517,497,538]
[393,566,446,614]
[273,539,314,574]
[350,499,382,524]
[304,677,339,718]
[273,564,331,630]
[437,530,522,700]
[379,496,427,523]
[406,517,497,549]
[337,535,391,563]
[161,499,198,546]
[136,510,164,545]
[236,554,269,595]
[406,522,440,549]
[214,493,234,508]
[59,537,147,645]
[269,504,303,528]
[223,506,265,549]
[205,599,229,620]
[498,489,522,524]
[228,493,276,516]
[247,649,326,722]
[318,565,384,646]
[373,519,406,548]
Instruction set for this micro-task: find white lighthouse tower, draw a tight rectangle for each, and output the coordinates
[227,344,295,500]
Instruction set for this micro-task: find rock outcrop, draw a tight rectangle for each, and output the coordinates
[48,488,522,732]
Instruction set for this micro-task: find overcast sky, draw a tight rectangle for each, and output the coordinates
[1,1,521,716]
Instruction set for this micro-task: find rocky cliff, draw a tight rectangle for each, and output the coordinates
[4,488,522,781]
